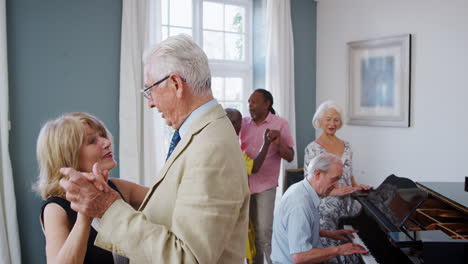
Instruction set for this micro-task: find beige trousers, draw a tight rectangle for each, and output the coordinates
[249,187,276,264]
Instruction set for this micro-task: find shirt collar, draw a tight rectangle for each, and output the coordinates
[301,179,321,209]
[178,99,218,139]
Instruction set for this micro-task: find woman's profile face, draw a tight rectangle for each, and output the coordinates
[319,109,342,135]
[78,124,116,178]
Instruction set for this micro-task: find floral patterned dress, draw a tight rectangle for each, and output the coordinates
[304,141,361,264]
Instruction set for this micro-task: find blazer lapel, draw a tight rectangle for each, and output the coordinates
[138,104,226,211]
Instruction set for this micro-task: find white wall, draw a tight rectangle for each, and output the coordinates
[316,0,468,186]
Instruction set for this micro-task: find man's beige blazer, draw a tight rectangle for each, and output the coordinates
[95,104,250,263]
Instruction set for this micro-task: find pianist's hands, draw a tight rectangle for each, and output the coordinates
[336,242,368,256]
[325,229,358,241]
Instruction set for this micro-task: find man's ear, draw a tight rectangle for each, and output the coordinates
[170,74,185,99]
[313,169,322,180]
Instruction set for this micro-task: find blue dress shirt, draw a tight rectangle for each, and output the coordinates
[271,179,323,264]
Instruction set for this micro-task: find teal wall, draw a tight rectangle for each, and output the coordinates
[7,0,122,263]
[253,0,316,167]
[291,0,316,168]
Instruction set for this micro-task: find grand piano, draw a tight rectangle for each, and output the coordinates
[340,174,468,264]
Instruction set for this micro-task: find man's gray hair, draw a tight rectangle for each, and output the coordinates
[312,100,344,129]
[306,153,342,176]
[143,34,212,97]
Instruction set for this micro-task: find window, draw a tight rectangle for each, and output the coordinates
[212,76,243,110]
[161,0,253,115]
[161,0,193,38]
[202,1,246,61]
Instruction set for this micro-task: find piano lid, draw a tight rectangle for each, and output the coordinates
[366,174,428,229]
[417,182,468,215]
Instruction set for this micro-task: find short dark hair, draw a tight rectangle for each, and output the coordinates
[254,89,276,115]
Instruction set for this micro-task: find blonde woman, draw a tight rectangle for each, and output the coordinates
[34,113,148,264]
[304,101,372,264]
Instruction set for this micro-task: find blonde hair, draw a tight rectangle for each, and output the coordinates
[312,100,344,129]
[33,113,113,200]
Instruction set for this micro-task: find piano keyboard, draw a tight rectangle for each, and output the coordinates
[343,225,379,264]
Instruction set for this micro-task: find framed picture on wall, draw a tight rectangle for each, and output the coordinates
[347,34,411,127]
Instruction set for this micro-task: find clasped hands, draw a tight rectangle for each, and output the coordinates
[59,163,120,218]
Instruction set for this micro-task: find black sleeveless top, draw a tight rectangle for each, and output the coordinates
[41,180,124,264]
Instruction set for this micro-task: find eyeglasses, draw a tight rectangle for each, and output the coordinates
[141,75,170,99]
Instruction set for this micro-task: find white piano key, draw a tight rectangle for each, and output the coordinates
[343,225,379,264]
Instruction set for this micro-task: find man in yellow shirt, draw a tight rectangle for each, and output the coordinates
[225,108,276,263]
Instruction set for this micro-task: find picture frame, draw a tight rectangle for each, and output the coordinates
[347,34,412,127]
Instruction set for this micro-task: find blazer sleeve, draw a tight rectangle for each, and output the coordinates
[95,140,248,263]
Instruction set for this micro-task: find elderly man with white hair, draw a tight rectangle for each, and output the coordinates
[59,34,250,263]
[271,153,368,264]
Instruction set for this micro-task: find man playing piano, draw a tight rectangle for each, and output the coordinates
[271,153,368,264]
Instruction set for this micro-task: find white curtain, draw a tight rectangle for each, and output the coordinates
[0,0,22,263]
[119,0,165,185]
[265,0,297,194]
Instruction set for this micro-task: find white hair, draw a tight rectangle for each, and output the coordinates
[306,153,342,176]
[312,100,344,129]
[143,34,212,97]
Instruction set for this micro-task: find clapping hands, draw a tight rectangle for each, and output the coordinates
[264,129,280,144]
